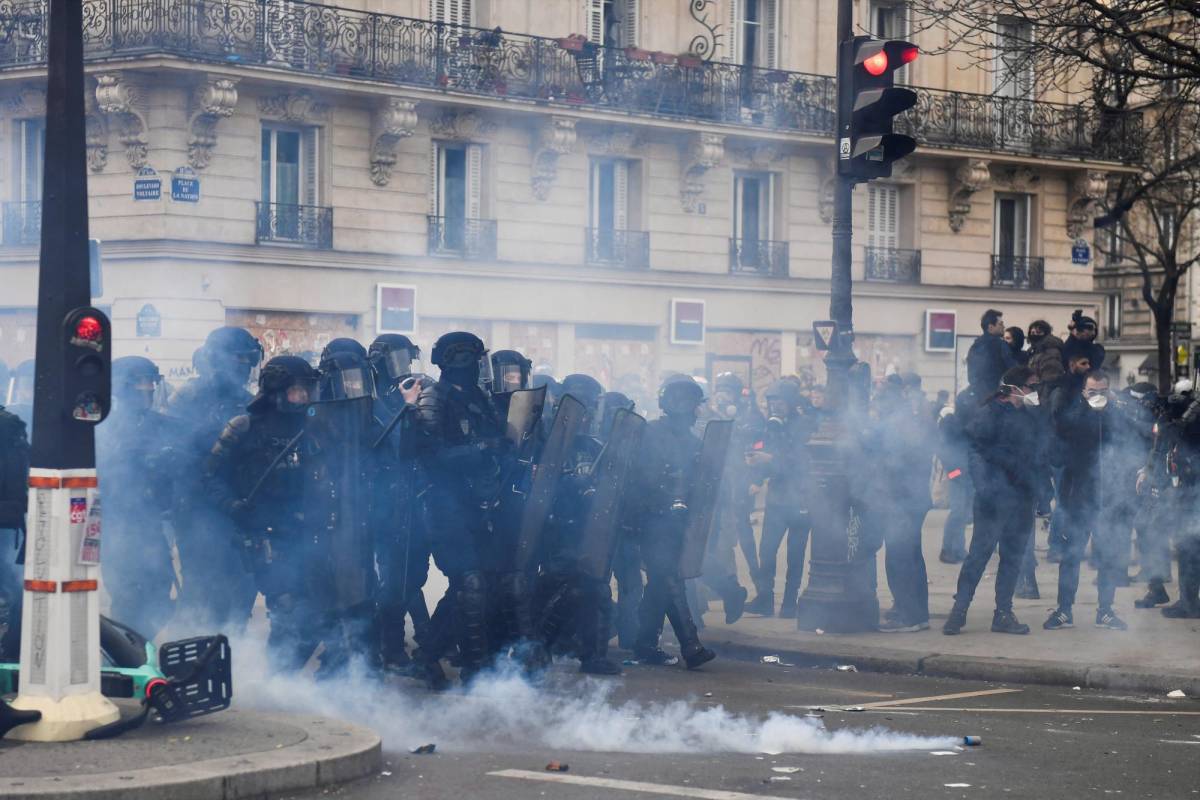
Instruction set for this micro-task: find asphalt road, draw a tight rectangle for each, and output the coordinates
[280,654,1199,800]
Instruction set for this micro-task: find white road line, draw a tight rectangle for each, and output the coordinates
[878,706,1200,716]
[489,769,797,800]
[855,688,1021,709]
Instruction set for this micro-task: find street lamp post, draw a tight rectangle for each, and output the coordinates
[10,0,118,741]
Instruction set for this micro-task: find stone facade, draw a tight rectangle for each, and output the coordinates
[0,0,1132,399]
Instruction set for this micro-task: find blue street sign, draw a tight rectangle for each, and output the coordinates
[171,166,200,202]
[134,166,161,201]
[1072,239,1090,265]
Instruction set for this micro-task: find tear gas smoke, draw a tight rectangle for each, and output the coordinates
[228,632,956,755]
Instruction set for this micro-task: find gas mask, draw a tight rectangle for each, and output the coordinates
[1087,393,1109,410]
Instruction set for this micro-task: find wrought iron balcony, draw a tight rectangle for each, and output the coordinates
[255,201,333,249]
[864,246,921,283]
[729,238,789,277]
[2,200,40,246]
[585,227,649,270]
[991,255,1045,290]
[0,0,1140,163]
[427,216,497,259]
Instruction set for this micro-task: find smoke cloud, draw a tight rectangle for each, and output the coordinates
[227,631,956,755]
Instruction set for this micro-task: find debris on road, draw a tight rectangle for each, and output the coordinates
[1072,686,1081,691]
[929,751,958,756]
[767,776,792,782]
[772,767,802,774]
[1167,689,1187,698]
[761,655,781,664]
[411,744,436,755]
[545,762,569,772]
[945,783,972,788]
[815,629,825,635]
[704,692,713,697]
[846,706,865,712]
[962,736,982,746]
[836,665,857,672]
[380,771,393,777]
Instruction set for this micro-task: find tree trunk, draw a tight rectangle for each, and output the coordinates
[1152,279,1178,393]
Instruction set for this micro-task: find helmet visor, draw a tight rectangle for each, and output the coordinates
[477,353,494,393]
[322,367,374,401]
[494,363,527,394]
[381,349,415,383]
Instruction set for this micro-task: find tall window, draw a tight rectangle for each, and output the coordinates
[430,141,483,251]
[1160,205,1179,252]
[725,0,778,68]
[430,0,472,26]
[261,125,320,239]
[866,184,899,251]
[871,2,910,83]
[995,19,1034,99]
[994,193,1031,259]
[1103,224,1128,266]
[590,159,630,232]
[1105,293,1122,340]
[588,0,638,47]
[13,118,43,203]
[733,172,776,243]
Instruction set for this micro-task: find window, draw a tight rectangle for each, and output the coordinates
[13,118,43,203]
[430,0,471,26]
[994,19,1033,99]
[1160,205,1178,252]
[588,0,638,47]
[1103,224,1128,266]
[429,141,485,254]
[994,193,1031,259]
[1105,293,1122,340]
[725,0,779,68]
[870,2,910,83]
[733,172,776,243]
[866,183,899,250]
[261,125,320,241]
[590,159,630,232]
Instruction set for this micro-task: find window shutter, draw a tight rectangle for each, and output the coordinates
[302,127,319,207]
[725,0,741,63]
[466,143,483,220]
[765,172,776,240]
[867,184,898,249]
[430,0,446,22]
[614,160,629,230]
[586,0,604,43]
[732,175,744,239]
[763,0,778,69]
[621,0,638,47]
[22,120,43,202]
[429,141,441,217]
[589,160,601,228]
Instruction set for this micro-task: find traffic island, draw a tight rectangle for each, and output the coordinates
[0,705,381,800]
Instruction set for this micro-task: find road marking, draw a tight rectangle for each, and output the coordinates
[877,707,1200,716]
[787,688,1021,712]
[489,769,794,800]
[1159,739,1200,744]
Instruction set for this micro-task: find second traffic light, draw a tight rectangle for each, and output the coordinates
[837,36,918,182]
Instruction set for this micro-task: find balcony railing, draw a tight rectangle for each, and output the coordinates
[729,238,789,277]
[427,215,497,259]
[255,201,333,248]
[991,254,1045,290]
[585,227,649,270]
[0,0,1141,163]
[2,200,40,245]
[864,246,921,283]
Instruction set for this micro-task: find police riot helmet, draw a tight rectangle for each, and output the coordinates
[658,374,705,416]
[431,332,490,388]
[764,379,803,419]
[249,355,320,414]
[318,349,375,402]
[112,356,163,409]
[562,373,604,411]
[598,390,635,439]
[320,337,367,363]
[368,334,422,388]
[198,327,263,387]
[491,350,533,395]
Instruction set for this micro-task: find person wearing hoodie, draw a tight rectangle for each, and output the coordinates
[1026,320,1065,385]
[1004,326,1030,366]
[1061,311,1106,372]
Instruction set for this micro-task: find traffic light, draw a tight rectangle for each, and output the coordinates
[62,306,111,424]
[837,36,918,182]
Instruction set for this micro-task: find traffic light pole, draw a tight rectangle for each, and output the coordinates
[11,0,118,740]
[795,0,880,633]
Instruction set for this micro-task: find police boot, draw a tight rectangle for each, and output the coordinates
[454,572,490,684]
[539,576,580,652]
[664,578,713,669]
[578,588,621,676]
[1134,580,1171,609]
[499,572,550,672]
[633,577,678,666]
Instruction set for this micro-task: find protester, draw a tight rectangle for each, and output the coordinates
[967,309,1017,396]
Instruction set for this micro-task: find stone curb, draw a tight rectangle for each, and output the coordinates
[713,629,1200,697]
[0,713,382,800]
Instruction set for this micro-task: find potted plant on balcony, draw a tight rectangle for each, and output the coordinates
[556,34,589,52]
[624,46,653,61]
[651,51,676,65]
[677,53,703,69]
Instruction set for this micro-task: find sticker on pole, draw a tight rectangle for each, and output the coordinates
[839,138,851,159]
[69,497,86,525]
[79,491,102,565]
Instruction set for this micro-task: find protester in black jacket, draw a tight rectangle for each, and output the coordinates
[1005,326,1030,366]
[966,309,1017,395]
[1061,310,1106,372]
[944,366,1044,636]
[937,390,975,563]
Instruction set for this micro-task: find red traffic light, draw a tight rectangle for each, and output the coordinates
[74,316,103,342]
[863,50,889,76]
[899,45,919,65]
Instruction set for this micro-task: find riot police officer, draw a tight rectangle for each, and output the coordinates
[631,376,716,669]
[168,327,263,634]
[490,350,533,417]
[202,356,327,671]
[415,332,507,684]
[367,334,430,674]
[97,356,182,638]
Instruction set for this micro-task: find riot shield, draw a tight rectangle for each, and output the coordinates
[577,408,646,580]
[304,397,377,611]
[513,394,586,572]
[679,419,733,579]
[505,386,547,450]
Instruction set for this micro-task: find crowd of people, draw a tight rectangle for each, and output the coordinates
[0,307,1196,691]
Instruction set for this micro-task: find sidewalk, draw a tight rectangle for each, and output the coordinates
[702,509,1200,696]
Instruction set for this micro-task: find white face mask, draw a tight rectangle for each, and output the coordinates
[1087,394,1109,410]
[1021,391,1041,408]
